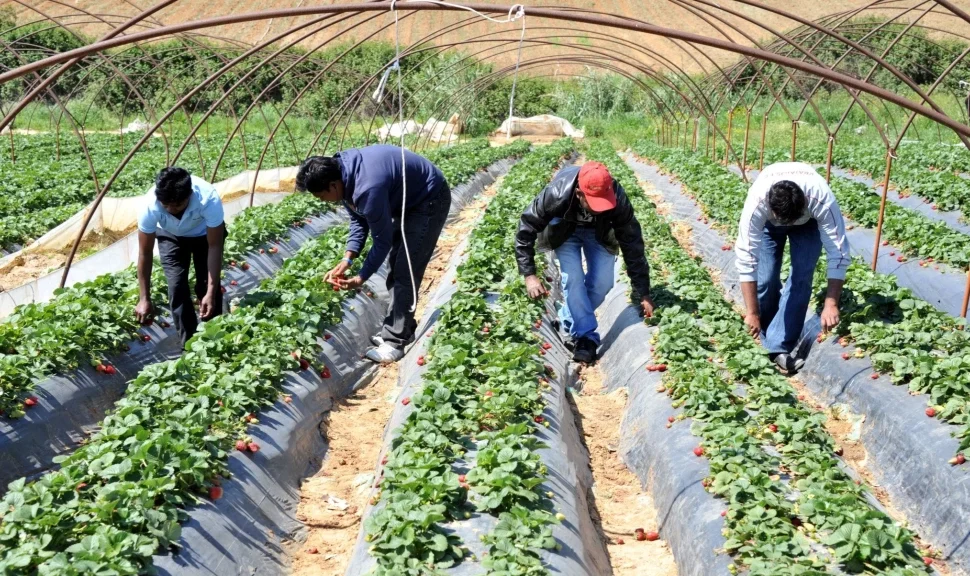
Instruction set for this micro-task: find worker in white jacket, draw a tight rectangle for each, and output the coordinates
[735,162,850,374]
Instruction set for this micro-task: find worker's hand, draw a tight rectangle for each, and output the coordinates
[134,299,154,325]
[743,312,761,338]
[324,260,351,288]
[524,275,547,299]
[640,297,656,318]
[820,302,841,333]
[199,292,216,320]
[335,275,364,291]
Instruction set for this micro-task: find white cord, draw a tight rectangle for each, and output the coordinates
[388,1,526,312]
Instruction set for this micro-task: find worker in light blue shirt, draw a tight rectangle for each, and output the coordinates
[295,145,451,363]
[135,167,226,347]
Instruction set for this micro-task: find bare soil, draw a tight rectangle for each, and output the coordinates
[285,178,502,576]
[571,363,678,576]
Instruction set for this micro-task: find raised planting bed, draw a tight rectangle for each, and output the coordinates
[627,143,964,574]
[344,140,613,576]
[585,140,936,575]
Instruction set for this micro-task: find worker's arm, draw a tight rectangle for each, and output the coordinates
[809,184,850,332]
[199,224,225,320]
[135,231,156,324]
[735,184,769,337]
[515,182,558,298]
[611,185,653,317]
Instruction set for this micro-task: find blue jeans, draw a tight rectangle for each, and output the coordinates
[554,226,616,345]
[758,219,822,355]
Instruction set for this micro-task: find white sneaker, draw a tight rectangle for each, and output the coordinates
[365,342,404,364]
[371,335,384,347]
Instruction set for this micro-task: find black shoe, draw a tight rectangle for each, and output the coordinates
[770,353,805,374]
[572,338,597,364]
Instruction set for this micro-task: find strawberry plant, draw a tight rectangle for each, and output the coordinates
[589,140,929,574]
[364,140,574,576]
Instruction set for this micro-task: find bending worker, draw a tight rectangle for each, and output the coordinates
[135,167,227,347]
[516,161,654,364]
[296,145,451,364]
[735,161,850,374]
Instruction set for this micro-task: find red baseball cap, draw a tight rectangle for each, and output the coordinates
[577,161,616,212]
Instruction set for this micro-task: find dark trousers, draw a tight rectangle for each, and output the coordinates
[381,182,452,349]
[157,230,223,347]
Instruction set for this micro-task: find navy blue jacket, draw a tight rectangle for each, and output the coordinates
[336,145,446,281]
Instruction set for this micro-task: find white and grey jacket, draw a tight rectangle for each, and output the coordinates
[735,162,850,282]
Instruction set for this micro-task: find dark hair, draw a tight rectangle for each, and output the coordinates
[767,180,806,224]
[155,167,193,205]
[296,156,341,194]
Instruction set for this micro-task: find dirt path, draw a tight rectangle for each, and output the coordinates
[571,362,679,576]
[285,181,501,576]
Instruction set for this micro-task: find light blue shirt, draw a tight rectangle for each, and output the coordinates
[138,175,224,238]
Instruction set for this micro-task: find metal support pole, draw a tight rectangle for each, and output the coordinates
[741,110,751,178]
[8,123,14,164]
[962,267,970,318]
[760,114,768,170]
[55,124,61,161]
[871,149,895,271]
[825,136,834,183]
[725,110,734,165]
[692,118,698,152]
[790,120,798,161]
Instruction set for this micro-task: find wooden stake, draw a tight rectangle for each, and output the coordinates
[871,149,894,271]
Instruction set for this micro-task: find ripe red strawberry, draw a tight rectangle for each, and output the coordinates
[932,204,938,211]
[283,396,293,403]
[870,373,879,380]
[229,261,236,267]
[209,486,223,500]
[923,557,933,566]
[246,413,257,423]
[324,333,332,341]
[306,547,319,555]
[768,424,778,433]
[841,352,850,360]
[247,442,260,453]
[221,286,227,294]
[299,358,310,371]
[241,263,250,271]
[482,326,490,334]
[881,240,889,246]
[889,251,895,256]
[693,446,704,457]
[76,482,87,491]
[534,415,544,424]
[458,474,466,483]
[644,531,659,541]
[95,364,106,373]
[321,366,331,379]
[230,280,238,286]
[720,510,727,517]
[402,397,411,406]
[534,320,542,329]
[667,416,675,423]
[381,455,389,465]
[24,397,37,407]
[141,334,151,343]
[485,391,493,398]
[259,248,265,254]
[926,407,937,418]
[417,356,425,366]
[616,538,625,545]
[269,247,278,254]
[958,453,967,465]
[104,365,116,375]
[635,530,647,541]
[542,342,552,350]
[236,440,248,452]
[655,364,667,372]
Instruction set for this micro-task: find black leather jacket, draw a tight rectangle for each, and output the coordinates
[515,165,651,298]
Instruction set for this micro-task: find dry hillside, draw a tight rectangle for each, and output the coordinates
[5,0,970,76]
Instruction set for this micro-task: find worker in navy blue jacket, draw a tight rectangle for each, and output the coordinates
[296,145,451,363]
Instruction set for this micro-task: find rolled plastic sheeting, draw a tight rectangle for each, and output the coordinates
[630,155,970,576]
[0,192,292,319]
[0,212,342,495]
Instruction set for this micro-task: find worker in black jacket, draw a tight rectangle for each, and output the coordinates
[516,161,654,363]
